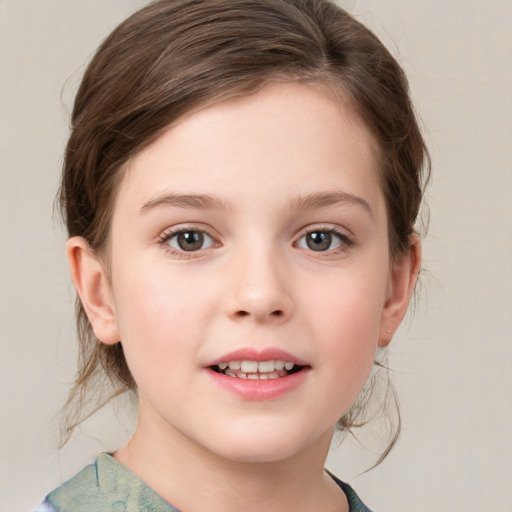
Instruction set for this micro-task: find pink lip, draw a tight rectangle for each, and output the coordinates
[205,347,309,367]
[206,367,309,400]
[204,347,310,401]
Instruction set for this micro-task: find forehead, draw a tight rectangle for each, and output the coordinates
[116,82,384,218]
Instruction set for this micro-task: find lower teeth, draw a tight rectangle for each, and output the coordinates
[213,364,304,379]
[223,369,286,379]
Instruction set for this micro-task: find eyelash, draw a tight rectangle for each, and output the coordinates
[295,227,354,255]
[157,226,218,258]
[157,225,354,258]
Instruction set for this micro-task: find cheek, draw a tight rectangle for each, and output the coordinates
[302,269,387,338]
[110,265,216,377]
[113,257,213,327]
[299,269,387,388]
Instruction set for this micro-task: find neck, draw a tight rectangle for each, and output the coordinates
[114,399,347,512]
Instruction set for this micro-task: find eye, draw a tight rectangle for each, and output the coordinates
[166,230,215,252]
[296,229,349,252]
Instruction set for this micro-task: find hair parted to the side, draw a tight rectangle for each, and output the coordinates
[59,0,430,460]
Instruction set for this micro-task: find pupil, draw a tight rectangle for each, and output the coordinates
[306,232,331,251]
[177,231,203,251]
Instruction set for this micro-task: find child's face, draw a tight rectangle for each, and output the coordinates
[76,83,416,464]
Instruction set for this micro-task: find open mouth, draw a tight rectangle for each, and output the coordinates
[210,360,306,380]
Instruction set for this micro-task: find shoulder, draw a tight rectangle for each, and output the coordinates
[327,471,375,512]
[40,453,178,512]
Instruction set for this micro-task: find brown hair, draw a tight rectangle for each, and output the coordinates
[59,0,430,457]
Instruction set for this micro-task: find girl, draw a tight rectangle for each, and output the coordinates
[36,0,429,510]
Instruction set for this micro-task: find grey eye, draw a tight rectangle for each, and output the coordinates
[297,231,343,252]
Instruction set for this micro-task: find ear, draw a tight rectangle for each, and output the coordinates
[379,235,421,347]
[66,236,120,345]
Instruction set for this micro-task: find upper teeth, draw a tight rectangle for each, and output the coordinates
[217,360,295,373]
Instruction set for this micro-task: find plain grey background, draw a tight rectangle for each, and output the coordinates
[1,1,511,510]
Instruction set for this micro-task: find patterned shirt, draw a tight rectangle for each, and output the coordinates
[34,453,373,511]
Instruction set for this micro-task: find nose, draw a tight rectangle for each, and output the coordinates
[224,247,294,324]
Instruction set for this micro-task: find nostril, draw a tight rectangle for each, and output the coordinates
[233,309,284,319]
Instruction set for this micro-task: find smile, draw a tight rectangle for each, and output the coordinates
[212,360,303,380]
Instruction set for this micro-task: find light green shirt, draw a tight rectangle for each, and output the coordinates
[36,453,373,511]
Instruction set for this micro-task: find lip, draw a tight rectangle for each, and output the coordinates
[206,366,309,400]
[205,347,309,367]
[204,347,310,401]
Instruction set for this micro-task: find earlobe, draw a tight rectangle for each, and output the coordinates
[379,235,421,347]
[66,236,120,345]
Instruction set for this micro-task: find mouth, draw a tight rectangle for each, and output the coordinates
[206,351,310,399]
[210,359,306,380]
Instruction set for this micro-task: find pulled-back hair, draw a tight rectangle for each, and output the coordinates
[59,0,430,457]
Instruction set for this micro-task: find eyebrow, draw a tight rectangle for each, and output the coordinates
[140,190,373,217]
[290,191,374,218]
[140,193,233,214]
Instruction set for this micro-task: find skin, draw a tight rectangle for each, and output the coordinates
[67,82,420,512]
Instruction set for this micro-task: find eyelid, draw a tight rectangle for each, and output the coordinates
[168,231,215,251]
[157,223,221,257]
[294,225,354,253]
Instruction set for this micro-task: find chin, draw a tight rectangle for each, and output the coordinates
[205,422,329,465]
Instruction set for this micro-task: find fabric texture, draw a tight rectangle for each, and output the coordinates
[34,453,373,512]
